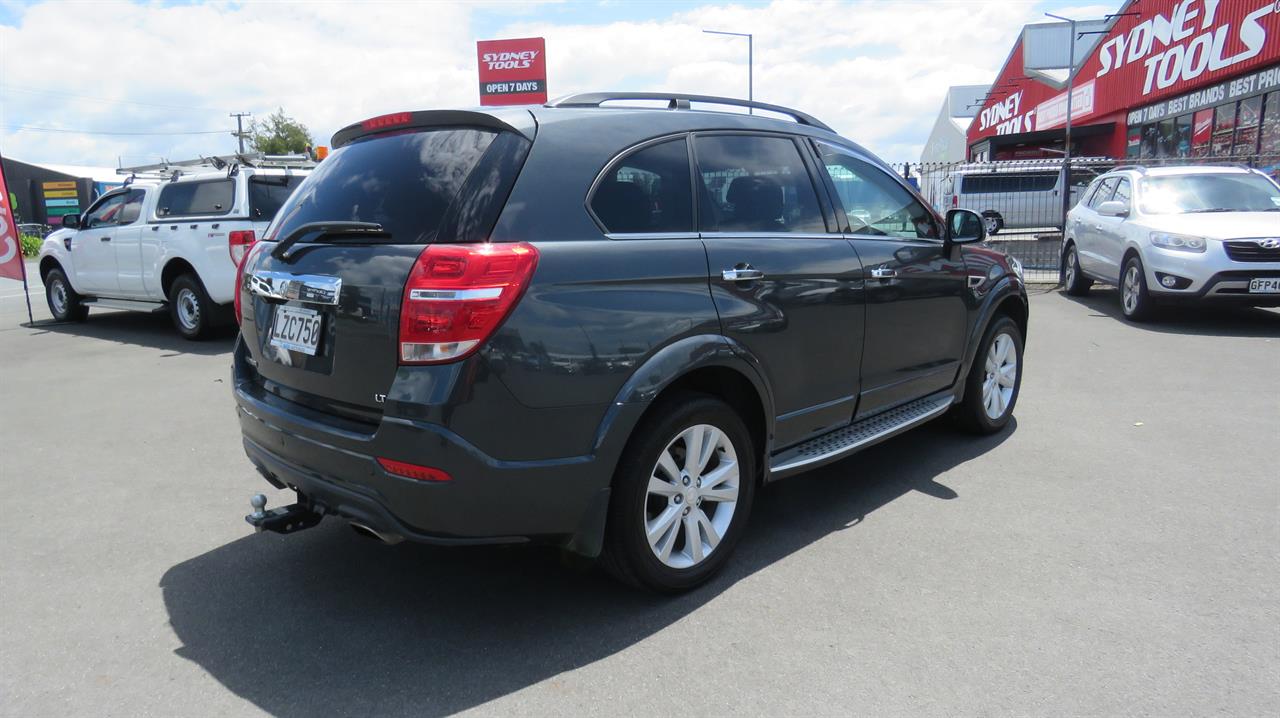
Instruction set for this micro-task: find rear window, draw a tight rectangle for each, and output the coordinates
[157,179,234,217]
[248,174,307,221]
[959,172,1058,194]
[268,129,498,244]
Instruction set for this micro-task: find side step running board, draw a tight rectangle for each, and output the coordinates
[84,297,167,314]
[769,393,954,478]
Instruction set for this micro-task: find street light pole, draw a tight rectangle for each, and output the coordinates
[703,29,753,112]
[1045,13,1077,230]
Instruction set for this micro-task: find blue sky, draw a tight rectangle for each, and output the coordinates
[0,0,1115,166]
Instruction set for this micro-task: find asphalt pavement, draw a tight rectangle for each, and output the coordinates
[2,266,1278,717]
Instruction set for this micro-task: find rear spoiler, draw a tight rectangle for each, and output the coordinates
[331,109,536,148]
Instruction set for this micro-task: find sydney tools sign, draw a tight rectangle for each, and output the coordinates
[477,37,547,106]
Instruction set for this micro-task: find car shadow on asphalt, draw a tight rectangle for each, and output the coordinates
[32,310,236,355]
[160,419,1013,717]
[1067,289,1280,338]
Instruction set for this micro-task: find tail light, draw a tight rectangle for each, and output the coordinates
[399,242,538,364]
[234,241,266,325]
[228,229,256,265]
[951,195,959,208]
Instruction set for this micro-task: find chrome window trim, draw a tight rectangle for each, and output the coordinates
[699,232,838,240]
[604,232,700,241]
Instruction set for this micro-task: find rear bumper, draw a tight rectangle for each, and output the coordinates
[233,347,644,548]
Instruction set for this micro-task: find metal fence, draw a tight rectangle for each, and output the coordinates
[891,153,1280,283]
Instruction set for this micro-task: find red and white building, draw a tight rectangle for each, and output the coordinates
[968,0,1280,172]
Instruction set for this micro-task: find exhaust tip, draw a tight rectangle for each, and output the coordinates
[349,522,404,545]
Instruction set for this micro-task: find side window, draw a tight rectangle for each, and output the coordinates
[157,179,234,218]
[1087,178,1118,208]
[693,135,825,233]
[249,175,307,221]
[116,189,146,225]
[1110,178,1132,208]
[590,138,693,234]
[83,193,128,228]
[818,144,939,239]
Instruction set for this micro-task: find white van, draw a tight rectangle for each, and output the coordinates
[943,159,1109,234]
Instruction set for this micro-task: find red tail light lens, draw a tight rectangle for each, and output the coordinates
[951,195,959,208]
[398,242,538,364]
[377,458,452,482]
[228,229,256,265]
[234,241,266,326]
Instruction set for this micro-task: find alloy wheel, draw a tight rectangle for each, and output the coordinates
[982,332,1018,420]
[1064,249,1076,286]
[1122,265,1140,314]
[644,423,739,569]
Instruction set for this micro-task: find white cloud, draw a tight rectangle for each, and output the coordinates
[1,0,1072,166]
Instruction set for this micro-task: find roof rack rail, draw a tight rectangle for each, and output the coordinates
[116,152,315,176]
[549,92,834,132]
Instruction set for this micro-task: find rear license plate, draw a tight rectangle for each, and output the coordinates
[270,305,322,355]
[1248,278,1280,294]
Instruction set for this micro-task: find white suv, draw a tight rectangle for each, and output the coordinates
[39,163,308,338]
[1061,165,1280,321]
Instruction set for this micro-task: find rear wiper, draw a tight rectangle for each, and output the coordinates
[272,221,389,261]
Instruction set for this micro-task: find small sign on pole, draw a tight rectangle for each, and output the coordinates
[477,37,548,106]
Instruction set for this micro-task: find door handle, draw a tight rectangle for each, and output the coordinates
[100,236,111,242]
[1093,224,1104,231]
[722,267,764,282]
[870,268,897,279]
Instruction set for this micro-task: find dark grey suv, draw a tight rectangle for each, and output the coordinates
[233,93,1028,592]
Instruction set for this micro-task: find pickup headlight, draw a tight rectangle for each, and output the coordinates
[1150,232,1206,252]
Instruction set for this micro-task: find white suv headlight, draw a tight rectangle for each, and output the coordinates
[1150,232,1206,253]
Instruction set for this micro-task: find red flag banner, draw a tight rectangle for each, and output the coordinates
[0,157,29,282]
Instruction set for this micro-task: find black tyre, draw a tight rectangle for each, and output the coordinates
[982,212,1004,236]
[599,393,757,593]
[1120,255,1156,322]
[1062,243,1092,296]
[952,315,1023,435]
[169,273,215,340]
[44,267,88,322]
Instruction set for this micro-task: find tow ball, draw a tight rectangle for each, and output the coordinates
[245,494,323,535]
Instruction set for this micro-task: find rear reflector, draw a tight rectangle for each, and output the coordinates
[361,112,413,131]
[228,229,256,265]
[377,458,452,482]
[398,242,538,364]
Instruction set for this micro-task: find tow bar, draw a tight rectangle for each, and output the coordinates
[245,493,324,535]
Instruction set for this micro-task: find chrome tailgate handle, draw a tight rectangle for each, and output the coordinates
[248,271,342,305]
[722,267,764,281]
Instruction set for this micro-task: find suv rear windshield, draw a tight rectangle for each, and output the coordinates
[249,174,307,221]
[268,129,500,244]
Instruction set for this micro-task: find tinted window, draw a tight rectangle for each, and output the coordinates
[591,138,693,234]
[157,179,234,217]
[1087,178,1118,208]
[117,189,146,224]
[83,193,127,228]
[248,174,306,221]
[694,135,825,233]
[819,144,938,239]
[1111,178,1132,208]
[959,172,1058,194]
[270,129,497,244]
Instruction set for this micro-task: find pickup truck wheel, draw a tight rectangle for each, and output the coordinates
[1062,244,1092,296]
[953,315,1022,434]
[600,393,756,593]
[45,268,88,322]
[169,273,214,340]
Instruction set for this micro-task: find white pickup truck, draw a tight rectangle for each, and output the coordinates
[38,164,308,339]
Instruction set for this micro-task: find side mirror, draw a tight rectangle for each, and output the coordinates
[945,208,985,244]
[61,213,80,229]
[1097,200,1129,217]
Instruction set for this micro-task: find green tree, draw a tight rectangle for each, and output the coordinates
[250,108,313,155]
